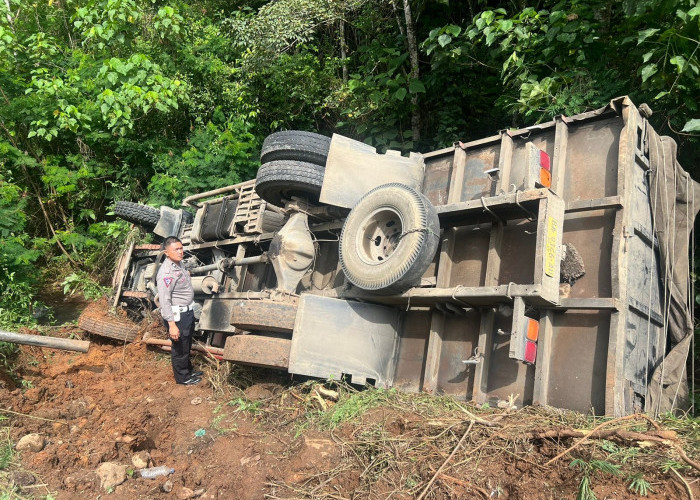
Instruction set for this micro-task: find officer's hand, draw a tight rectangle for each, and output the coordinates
[169,323,180,341]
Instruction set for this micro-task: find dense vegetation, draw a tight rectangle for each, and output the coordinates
[0,0,697,337]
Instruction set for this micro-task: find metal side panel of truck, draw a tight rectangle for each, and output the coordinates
[107,97,698,417]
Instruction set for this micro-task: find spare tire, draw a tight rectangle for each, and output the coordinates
[255,159,325,206]
[115,201,161,229]
[260,130,331,166]
[78,303,140,343]
[339,183,440,295]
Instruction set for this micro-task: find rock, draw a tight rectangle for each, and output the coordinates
[131,451,150,469]
[162,479,174,493]
[16,433,45,452]
[244,383,282,400]
[193,488,206,497]
[11,470,35,487]
[302,437,335,459]
[96,462,127,491]
[176,486,195,499]
[190,397,202,405]
[240,454,260,466]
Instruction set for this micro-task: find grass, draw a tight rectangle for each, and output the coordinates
[234,377,700,499]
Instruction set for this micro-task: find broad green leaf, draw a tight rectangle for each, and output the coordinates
[556,33,576,43]
[637,28,659,45]
[438,34,452,47]
[499,20,513,32]
[393,88,407,101]
[445,25,461,37]
[409,79,426,93]
[681,119,700,132]
[641,64,657,82]
[670,55,687,73]
[689,6,700,17]
[643,51,654,63]
[654,91,669,99]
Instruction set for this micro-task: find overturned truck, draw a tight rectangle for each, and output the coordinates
[82,97,698,417]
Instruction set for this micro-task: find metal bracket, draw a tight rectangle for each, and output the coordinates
[269,212,316,293]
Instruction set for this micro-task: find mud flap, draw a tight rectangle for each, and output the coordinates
[288,295,401,387]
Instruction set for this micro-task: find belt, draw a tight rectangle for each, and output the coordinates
[172,303,195,313]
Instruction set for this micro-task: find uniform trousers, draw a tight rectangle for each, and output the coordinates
[164,310,195,383]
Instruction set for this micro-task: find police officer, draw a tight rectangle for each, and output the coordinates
[156,236,203,385]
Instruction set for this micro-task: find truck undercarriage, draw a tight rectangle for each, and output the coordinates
[81,97,699,417]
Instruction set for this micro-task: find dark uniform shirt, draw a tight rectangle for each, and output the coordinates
[156,257,194,322]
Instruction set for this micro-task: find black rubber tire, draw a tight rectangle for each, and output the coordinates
[115,201,160,229]
[78,304,140,343]
[339,183,440,295]
[260,130,331,166]
[182,210,194,225]
[255,160,325,206]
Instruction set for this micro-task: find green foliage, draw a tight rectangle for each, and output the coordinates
[0,426,12,470]
[148,116,260,206]
[319,386,392,429]
[570,458,621,500]
[0,343,20,382]
[227,397,263,415]
[61,271,110,301]
[627,473,654,496]
[425,0,699,140]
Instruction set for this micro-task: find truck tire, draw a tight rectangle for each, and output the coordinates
[260,130,331,166]
[78,303,140,343]
[255,160,324,206]
[339,183,440,295]
[182,210,194,225]
[115,201,161,229]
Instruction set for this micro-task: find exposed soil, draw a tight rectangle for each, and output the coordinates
[1,306,698,499]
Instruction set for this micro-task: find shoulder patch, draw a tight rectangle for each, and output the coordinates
[163,277,173,288]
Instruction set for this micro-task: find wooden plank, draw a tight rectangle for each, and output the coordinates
[494,132,514,194]
[112,241,134,307]
[472,309,495,404]
[556,298,620,310]
[422,230,453,391]
[436,189,547,222]
[606,101,636,416]
[446,146,468,204]
[232,244,248,292]
[534,194,565,304]
[423,146,466,393]
[223,335,291,369]
[532,310,554,406]
[551,116,569,196]
[566,196,623,213]
[230,299,297,333]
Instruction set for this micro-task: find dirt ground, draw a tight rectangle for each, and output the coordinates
[1,312,699,499]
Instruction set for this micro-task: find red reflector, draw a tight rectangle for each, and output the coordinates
[540,150,551,171]
[526,319,539,341]
[524,340,537,364]
[540,168,552,188]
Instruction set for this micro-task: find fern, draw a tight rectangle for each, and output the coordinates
[628,474,653,496]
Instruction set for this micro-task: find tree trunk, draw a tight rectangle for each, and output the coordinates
[339,19,348,84]
[402,0,421,143]
[0,330,90,352]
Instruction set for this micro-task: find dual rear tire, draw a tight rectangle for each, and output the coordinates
[255,131,331,206]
